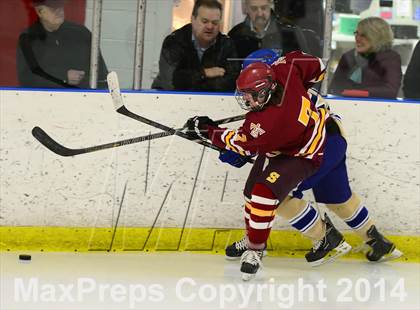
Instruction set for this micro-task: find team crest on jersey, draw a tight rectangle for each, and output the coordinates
[250,123,265,138]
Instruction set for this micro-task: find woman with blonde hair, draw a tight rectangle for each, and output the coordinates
[329,17,402,99]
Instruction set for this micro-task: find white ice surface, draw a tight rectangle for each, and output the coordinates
[1,252,419,310]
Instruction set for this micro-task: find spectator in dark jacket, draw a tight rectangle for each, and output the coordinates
[329,17,402,99]
[17,0,108,89]
[228,0,310,59]
[403,41,420,100]
[152,0,240,92]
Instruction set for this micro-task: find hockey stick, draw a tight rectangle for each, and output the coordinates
[31,113,245,157]
[32,126,171,157]
[107,72,254,163]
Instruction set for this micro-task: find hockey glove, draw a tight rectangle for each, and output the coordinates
[219,150,248,168]
[186,116,217,140]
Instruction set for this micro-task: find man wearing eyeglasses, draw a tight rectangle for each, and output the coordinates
[228,0,310,60]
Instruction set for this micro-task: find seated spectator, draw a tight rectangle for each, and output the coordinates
[17,0,108,89]
[329,17,401,99]
[152,0,240,92]
[228,0,310,59]
[403,41,420,100]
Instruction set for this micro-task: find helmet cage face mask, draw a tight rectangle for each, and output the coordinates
[235,78,275,111]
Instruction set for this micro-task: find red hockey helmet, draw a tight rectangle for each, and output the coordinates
[235,62,277,111]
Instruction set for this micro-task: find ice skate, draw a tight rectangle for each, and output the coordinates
[365,225,403,262]
[305,213,352,267]
[240,249,263,281]
[225,236,267,260]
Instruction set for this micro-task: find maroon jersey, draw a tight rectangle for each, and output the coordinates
[209,51,328,163]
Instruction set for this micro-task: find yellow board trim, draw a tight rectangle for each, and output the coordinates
[0,227,418,262]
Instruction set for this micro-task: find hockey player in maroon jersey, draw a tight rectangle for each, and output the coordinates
[187,51,351,280]
[222,49,402,265]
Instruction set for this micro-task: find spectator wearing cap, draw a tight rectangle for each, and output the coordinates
[17,0,108,88]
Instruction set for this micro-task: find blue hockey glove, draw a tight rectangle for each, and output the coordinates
[186,116,217,140]
[219,150,248,168]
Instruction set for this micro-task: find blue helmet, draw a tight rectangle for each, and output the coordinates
[242,48,281,69]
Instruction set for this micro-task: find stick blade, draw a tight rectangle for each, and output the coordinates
[107,71,124,111]
[32,126,77,156]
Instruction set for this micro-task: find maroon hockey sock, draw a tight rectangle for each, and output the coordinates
[247,183,278,249]
[244,197,251,231]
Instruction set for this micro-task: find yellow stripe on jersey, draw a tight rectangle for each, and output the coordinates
[223,130,239,153]
[221,129,247,156]
[306,108,327,155]
[251,207,276,217]
[313,71,325,83]
[308,58,326,83]
[297,107,327,158]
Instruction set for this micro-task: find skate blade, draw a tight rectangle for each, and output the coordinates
[242,272,256,281]
[310,241,352,267]
[240,262,263,281]
[376,248,403,263]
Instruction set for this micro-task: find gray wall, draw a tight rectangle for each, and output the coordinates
[85,0,173,89]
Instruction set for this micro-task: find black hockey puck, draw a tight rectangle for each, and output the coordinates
[18,254,32,261]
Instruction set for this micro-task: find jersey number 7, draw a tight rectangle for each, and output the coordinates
[298,96,319,126]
